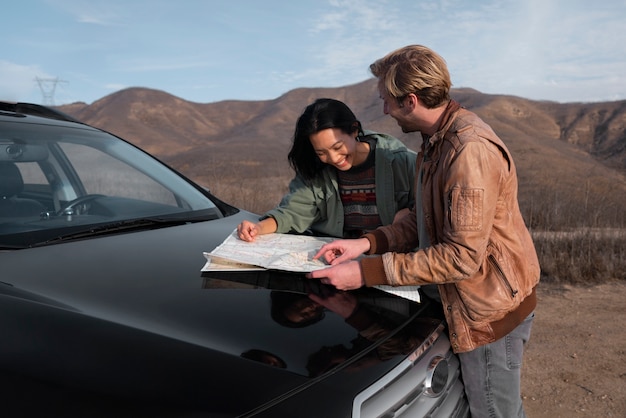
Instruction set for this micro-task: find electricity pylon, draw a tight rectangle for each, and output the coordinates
[35,77,68,106]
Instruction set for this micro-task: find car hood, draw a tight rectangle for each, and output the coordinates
[0,214,438,415]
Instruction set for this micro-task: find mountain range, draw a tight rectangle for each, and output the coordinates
[57,79,626,227]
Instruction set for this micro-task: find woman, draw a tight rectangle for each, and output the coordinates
[237,98,416,241]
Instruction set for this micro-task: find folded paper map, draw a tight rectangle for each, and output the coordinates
[202,230,420,303]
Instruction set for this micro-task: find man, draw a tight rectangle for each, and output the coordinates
[308,45,540,417]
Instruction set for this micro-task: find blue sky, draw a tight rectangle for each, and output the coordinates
[2,0,625,105]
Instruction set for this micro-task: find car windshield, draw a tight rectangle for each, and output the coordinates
[0,118,231,248]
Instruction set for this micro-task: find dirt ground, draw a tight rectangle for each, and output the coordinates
[521,280,626,417]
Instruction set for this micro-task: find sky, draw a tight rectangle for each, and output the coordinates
[2,0,625,106]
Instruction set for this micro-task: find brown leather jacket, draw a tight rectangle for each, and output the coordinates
[360,101,540,353]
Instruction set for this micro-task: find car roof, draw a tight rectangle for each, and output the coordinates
[0,101,81,123]
[0,102,103,135]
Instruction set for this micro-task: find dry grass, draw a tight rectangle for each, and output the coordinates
[532,230,626,285]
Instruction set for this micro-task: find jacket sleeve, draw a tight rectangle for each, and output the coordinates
[359,205,419,287]
[263,175,322,234]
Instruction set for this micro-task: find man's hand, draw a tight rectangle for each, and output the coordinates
[307,261,364,291]
[313,237,371,265]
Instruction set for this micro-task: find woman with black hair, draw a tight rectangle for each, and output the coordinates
[237,98,416,241]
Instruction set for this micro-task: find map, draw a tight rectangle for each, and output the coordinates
[202,230,334,272]
[202,230,421,302]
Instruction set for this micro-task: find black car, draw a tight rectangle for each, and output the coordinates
[0,102,469,417]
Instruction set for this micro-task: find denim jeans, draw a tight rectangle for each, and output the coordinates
[458,312,535,418]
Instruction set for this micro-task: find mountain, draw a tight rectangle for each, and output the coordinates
[57,80,626,227]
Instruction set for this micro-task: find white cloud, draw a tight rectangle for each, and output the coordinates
[104,83,127,91]
[0,61,49,102]
[303,0,412,86]
[46,0,124,26]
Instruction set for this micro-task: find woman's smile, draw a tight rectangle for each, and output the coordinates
[310,127,368,171]
[332,155,350,169]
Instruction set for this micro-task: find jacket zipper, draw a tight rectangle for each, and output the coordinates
[488,254,518,298]
[447,193,452,226]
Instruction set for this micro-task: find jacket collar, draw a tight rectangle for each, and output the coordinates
[422,99,462,154]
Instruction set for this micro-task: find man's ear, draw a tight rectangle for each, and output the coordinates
[405,93,419,110]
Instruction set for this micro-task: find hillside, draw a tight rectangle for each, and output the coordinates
[57,80,626,226]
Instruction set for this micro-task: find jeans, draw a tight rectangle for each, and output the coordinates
[458,312,535,418]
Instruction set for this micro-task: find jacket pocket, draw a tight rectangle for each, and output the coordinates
[455,244,522,322]
[448,187,483,232]
[487,253,519,299]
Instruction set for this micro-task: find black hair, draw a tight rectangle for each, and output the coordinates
[270,291,325,328]
[287,98,363,181]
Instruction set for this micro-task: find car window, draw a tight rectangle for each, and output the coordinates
[1,118,231,247]
[58,143,177,206]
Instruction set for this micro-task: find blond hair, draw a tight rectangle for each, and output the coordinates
[370,45,451,109]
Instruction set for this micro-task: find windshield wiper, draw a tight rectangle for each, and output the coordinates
[29,217,190,247]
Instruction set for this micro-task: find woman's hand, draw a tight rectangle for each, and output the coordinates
[237,220,261,242]
[236,217,278,242]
